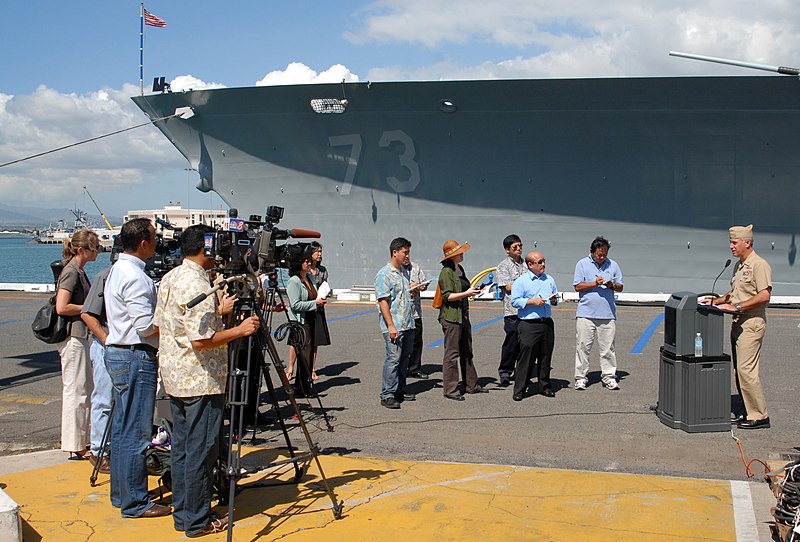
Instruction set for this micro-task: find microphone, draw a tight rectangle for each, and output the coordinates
[710,259,732,299]
[186,274,247,309]
[285,228,321,239]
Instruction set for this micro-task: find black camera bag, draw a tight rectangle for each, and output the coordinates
[31,295,69,344]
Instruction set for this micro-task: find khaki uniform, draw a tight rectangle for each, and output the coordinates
[729,251,771,420]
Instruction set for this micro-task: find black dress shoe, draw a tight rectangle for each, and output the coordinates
[408,371,429,379]
[444,394,465,401]
[139,503,172,518]
[381,397,401,409]
[466,386,487,394]
[512,393,523,402]
[541,389,555,398]
[738,417,770,429]
[498,374,511,387]
[731,413,747,424]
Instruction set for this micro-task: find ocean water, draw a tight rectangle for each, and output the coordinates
[0,236,111,284]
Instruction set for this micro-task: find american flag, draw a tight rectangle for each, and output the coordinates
[144,8,166,28]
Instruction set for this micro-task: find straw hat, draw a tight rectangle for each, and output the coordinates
[441,240,471,263]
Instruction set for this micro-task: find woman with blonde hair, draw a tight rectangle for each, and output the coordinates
[55,229,99,459]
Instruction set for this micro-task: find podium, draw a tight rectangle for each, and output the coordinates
[657,292,732,433]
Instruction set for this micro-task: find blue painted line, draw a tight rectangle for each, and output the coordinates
[0,318,33,326]
[630,313,664,355]
[426,315,505,348]
[327,309,378,322]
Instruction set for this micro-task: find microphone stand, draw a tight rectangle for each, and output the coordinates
[709,259,732,300]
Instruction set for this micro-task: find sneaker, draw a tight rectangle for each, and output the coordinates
[602,378,619,390]
[574,380,587,391]
[381,397,401,409]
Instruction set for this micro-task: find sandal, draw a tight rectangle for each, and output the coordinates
[68,451,91,461]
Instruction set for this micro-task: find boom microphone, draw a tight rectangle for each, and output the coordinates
[710,259,732,299]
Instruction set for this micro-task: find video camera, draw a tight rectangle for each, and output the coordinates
[143,217,183,280]
[203,206,320,277]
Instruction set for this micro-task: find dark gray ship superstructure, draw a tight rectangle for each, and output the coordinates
[133,76,800,294]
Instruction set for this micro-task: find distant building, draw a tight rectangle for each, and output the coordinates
[124,203,228,231]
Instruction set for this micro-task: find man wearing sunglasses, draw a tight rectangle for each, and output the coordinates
[510,252,559,401]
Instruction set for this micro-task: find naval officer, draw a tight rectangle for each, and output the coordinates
[709,224,772,429]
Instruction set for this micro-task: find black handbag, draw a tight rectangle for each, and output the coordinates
[31,295,69,344]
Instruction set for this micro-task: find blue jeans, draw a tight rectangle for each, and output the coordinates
[89,339,113,457]
[169,394,224,535]
[380,329,414,401]
[105,345,158,517]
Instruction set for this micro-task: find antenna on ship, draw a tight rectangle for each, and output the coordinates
[669,51,800,76]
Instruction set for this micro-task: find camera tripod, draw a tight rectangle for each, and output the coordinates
[219,271,343,541]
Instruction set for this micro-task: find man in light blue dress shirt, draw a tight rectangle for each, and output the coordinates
[103,218,170,518]
[572,236,623,391]
[510,251,559,401]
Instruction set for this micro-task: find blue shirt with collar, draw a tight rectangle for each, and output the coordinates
[573,254,623,319]
[511,270,559,320]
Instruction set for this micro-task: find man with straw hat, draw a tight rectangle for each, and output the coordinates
[708,224,772,429]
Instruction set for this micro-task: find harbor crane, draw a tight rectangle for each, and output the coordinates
[83,186,115,230]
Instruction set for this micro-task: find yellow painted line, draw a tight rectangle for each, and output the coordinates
[0,393,59,405]
[2,451,738,542]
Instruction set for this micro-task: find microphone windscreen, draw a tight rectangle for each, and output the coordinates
[286,228,321,239]
[725,258,732,267]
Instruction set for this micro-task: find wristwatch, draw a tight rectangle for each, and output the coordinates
[734,303,741,312]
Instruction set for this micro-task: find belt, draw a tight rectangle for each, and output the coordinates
[108,343,158,354]
[520,317,552,323]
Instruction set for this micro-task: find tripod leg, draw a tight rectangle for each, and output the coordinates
[90,396,114,487]
[264,332,343,519]
[258,356,303,482]
[290,328,335,432]
[224,337,250,542]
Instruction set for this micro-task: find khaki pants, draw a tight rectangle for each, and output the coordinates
[574,317,617,384]
[58,336,93,452]
[731,315,768,420]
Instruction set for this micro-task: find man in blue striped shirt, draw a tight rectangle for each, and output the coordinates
[510,251,559,401]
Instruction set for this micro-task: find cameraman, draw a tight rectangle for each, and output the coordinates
[154,224,259,537]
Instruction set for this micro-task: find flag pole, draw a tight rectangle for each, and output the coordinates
[139,2,144,96]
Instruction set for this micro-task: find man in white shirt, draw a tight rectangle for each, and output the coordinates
[103,218,169,518]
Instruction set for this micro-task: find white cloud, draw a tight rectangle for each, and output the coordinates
[0,83,185,214]
[170,75,226,92]
[256,63,360,86]
[352,0,800,79]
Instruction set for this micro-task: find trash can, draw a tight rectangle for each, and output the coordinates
[657,346,731,432]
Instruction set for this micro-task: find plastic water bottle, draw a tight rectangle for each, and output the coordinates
[694,333,703,357]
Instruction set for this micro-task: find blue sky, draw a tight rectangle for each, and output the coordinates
[2,0,800,218]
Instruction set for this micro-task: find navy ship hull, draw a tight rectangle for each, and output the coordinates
[133,76,800,294]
